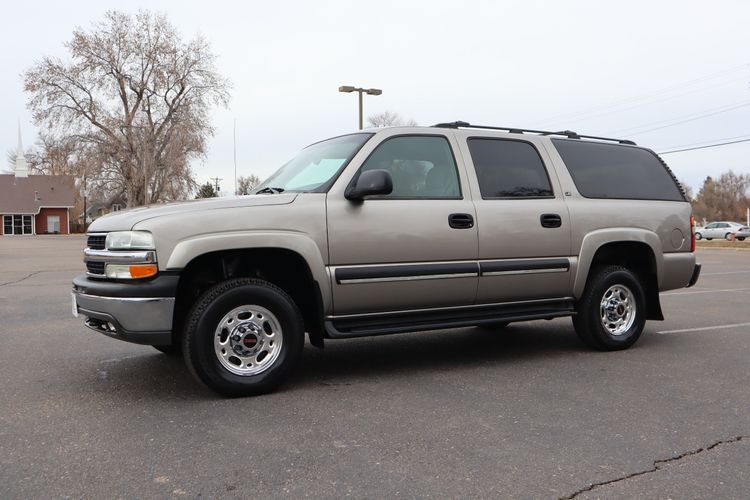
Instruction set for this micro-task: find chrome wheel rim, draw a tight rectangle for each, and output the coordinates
[599,284,636,336]
[214,305,283,376]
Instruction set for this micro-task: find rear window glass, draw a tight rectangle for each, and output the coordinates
[467,138,553,198]
[552,139,684,201]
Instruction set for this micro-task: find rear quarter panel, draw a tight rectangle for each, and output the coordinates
[540,139,694,295]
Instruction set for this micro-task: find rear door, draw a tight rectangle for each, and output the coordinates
[326,132,479,315]
[456,134,572,304]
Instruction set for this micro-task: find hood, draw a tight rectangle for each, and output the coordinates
[88,194,298,232]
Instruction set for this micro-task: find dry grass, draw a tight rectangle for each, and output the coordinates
[696,239,750,250]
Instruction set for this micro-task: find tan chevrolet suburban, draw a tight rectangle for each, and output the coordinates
[72,121,701,396]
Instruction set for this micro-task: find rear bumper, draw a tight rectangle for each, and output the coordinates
[687,263,702,288]
[661,252,698,291]
[72,273,178,345]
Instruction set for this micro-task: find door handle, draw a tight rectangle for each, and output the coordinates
[540,213,562,228]
[449,213,474,229]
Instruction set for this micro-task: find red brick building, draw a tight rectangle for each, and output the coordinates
[0,129,75,235]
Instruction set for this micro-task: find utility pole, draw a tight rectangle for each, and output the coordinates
[143,132,148,205]
[210,177,223,194]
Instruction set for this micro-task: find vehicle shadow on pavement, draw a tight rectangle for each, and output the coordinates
[291,322,590,388]
[79,323,668,399]
[80,351,216,400]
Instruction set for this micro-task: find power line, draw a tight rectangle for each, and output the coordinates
[545,76,746,127]
[613,100,750,137]
[659,137,750,155]
[657,133,750,151]
[535,62,750,126]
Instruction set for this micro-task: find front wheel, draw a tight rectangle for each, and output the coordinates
[183,278,304,397]
[738,237,746,241]
[573,266,646,351]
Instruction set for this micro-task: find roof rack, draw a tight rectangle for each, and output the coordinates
[432,121,636,146]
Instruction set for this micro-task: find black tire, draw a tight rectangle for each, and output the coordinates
[183,278,304,397]
[706,237,712,241]
[573,265,646,351]
[738,237,746,241]
[695,232,702,240]
[153,344,181,355]
[725,233,733,241]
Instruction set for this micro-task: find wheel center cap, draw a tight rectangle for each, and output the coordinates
[616,304,625,315]
[242,333,258,349]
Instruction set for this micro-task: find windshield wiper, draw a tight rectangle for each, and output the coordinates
[255,186,285,195]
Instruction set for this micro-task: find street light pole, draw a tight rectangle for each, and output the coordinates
[358,91,364,130]
[338,86,382,130]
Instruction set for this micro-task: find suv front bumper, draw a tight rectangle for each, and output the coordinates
[72,273,179,345]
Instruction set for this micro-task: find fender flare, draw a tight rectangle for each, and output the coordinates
[166,231,331,313]
[574,228,663,298]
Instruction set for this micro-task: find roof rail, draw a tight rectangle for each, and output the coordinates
[432,121,636,146]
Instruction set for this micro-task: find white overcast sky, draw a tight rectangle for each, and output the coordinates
[3,0,750,193]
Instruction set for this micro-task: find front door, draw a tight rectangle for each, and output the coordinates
[457,135,572,304]
[326,133,478,315]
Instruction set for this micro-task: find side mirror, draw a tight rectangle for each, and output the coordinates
[345,169,393,200]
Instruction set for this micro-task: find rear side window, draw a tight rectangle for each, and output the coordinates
[552,139,684,201]
[467,138,553,198]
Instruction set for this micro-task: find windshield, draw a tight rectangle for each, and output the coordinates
[253,133,373,193]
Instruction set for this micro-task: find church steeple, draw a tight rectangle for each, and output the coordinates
[15,120,29,178]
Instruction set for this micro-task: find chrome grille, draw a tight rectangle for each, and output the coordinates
[87,234,106,250]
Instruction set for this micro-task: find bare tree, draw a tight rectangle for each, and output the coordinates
[678,179,694,201]
[693,171,750,222]
[24,10,231,206]
[367,111,418,128]
[237,174,261,195]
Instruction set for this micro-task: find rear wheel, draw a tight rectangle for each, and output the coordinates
[725,233,733,241]
[183,278,304,397]
[573,266,646,351]
[695,232,702,240]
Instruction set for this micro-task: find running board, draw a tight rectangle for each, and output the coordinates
[325,300,575,339]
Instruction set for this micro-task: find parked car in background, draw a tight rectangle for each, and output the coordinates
[695,221,746,240]
[733,226,750,241]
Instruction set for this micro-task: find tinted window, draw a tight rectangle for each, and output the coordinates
[467,138,553,198]
[552,139,684,201]
[359,136,460,198]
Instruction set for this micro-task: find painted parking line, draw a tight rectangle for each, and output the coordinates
[701,270,750,276]
[662,287,750,296]
[657,322,750,335]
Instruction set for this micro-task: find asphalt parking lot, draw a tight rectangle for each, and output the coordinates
[1,236,748,499]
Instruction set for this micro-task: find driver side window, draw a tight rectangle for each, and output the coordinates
[358,136,461,199]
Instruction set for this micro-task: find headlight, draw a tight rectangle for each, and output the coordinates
[105,231,155,250]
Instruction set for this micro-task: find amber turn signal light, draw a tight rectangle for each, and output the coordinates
[129,264,158,278]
